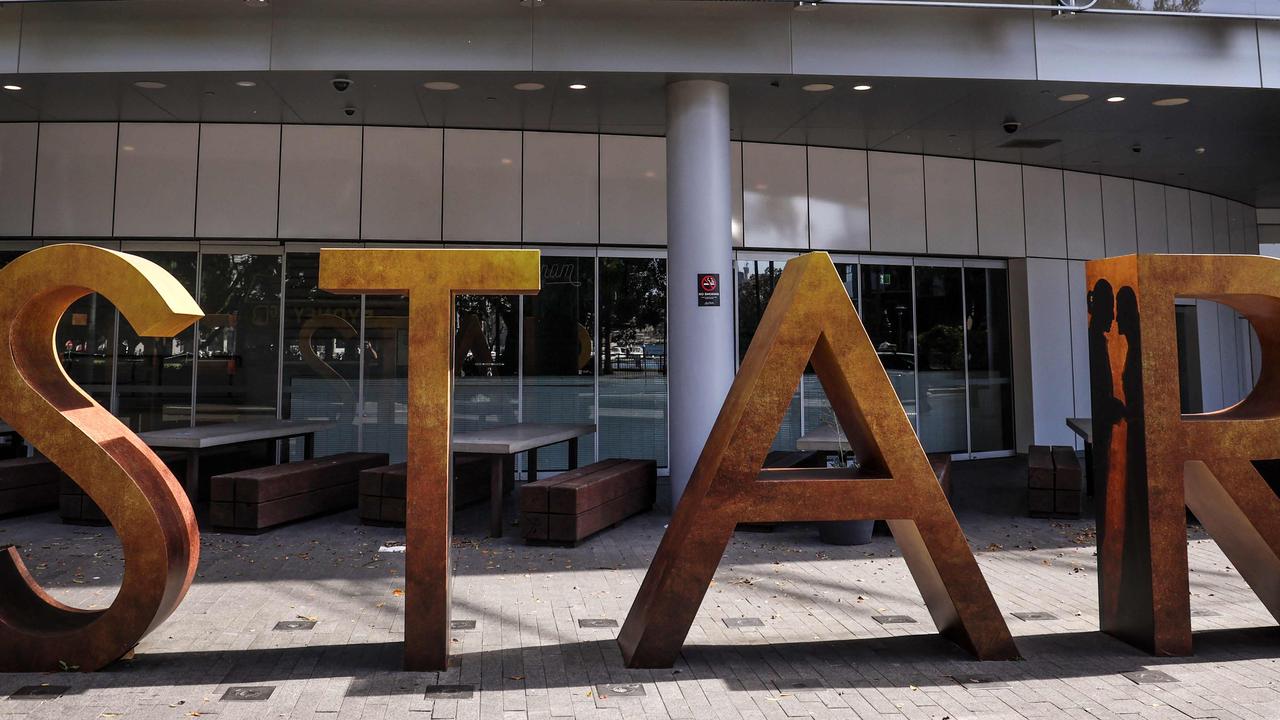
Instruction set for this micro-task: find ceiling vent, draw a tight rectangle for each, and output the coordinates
[999,138,1061,150]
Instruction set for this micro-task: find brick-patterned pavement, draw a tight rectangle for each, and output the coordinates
[0,458,1275,719]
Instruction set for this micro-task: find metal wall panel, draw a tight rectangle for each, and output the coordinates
[114,123,198,238]
[731,141,743,247]
[0,7,21,74]
[1228,200,1246,252]
[1190,191,1215,253]
[1197,299,1225,411]
[1254,23,1280,88]
[270,0,530,71]
[0,123,36,236]
[1022,166,1066,259]
[361,126,443,241]
[742,142,808,250]
[1033,12,1261,87]
[196,123,280,239]
[1066,259,1090,441]
[443,128,522,243]
[1025,258,1077,446]
[533,0,790,73]
[600,134,665,246]
[33,122,117,237]
[1165,187,1193,254]
[1246,207,1259,254]
[18,0,271,72]
[808,146,870,253]
[923,155,977,256]
[976,160,1025,257]
[1212,196,1230,252]
[523,131,598,245]
[792,6,1036,80]
[868,151,925,254]
[1101,176,1137,257]
[1134,180,1169,254]
[1063,171,1105,260]
[278,124,362,239]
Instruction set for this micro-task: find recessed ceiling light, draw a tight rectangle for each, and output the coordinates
[802,83,834,92]
[513,82,545,91]
[1152,97,1189,106]
[1195,146,1206,154]
[134,81,167,90]
[1106,96,1126,103]
[423,81,460,91]
[122,145,135,152]
[568,83,588,90]
[794,1,820,10]
[519,0,544,6]
[500,158,513,165]
[852,84,872,91]
[235,80,257,88]
[1058,93,1089,102]
[244,0,269,5]
[1,84,20,91]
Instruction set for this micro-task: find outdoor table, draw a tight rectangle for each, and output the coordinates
[452,422,596,538]
[1065,417,1094,496]
[140,419,336,498]
[796,424,854,454]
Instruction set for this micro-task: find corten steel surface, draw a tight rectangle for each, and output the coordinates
[0,244,203,672]
[320,248,540,671]
[617,252,1018,667]
[1088,254,1280,655]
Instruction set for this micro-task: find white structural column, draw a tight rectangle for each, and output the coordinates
[666,79,735,507]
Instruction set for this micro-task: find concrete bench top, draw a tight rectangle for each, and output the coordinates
[453,423,596,455]
[139,419,336,449]
[795,424,853,452]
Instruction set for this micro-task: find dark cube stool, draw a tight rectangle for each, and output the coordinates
[0,457,62,517]
[1028,444,1082,518]
[60,450,187,526]
[357,454,498,527]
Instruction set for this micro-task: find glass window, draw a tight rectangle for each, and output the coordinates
[453,294,519,431]
[116,251,197,431]
[522,256,595,471]
[195,252,282,424]
[860,264,917,428]
[915,265,967,454]
[281,253,361,458]
[55,293,116,408]
[965,266,1014,453]
[802,262,858,435]
[361,293,409,462]
[736,258,801,450]
[599,256,667,466]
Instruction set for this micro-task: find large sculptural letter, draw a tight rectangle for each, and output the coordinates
[619,252,1017,667]
[1089,253,1280,655]
[0,244,202,672]
[320,249,540,671]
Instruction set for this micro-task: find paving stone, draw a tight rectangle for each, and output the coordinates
[8,685,68,699]
[424,684,475,699]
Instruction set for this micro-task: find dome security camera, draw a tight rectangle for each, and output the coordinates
[1002,119,1021,134]
[332,76,353,92]
[343,106,357,117]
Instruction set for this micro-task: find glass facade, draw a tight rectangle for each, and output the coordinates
[735,253,1015,458]
[10,244,1013,467]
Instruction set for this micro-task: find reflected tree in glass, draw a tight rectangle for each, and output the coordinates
[116,252,197,430]
[600,257,667,466]
[196,253,281,424]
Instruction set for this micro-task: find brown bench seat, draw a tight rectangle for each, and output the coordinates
[357,454,496,527]
[211,452,388,532]
[520,459,657,545]
[0,457,62,517]
[60,450,188,526]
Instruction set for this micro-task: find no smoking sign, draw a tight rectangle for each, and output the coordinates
[697,273,720,307]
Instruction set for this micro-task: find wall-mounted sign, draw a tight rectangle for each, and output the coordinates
[697,273,720,307]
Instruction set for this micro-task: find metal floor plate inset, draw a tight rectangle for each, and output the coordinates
[1011,611,1057,621]
[578,618,618,628]
[951,675,1010,689]
[9,685,69,699]
[596,683,646,697]
[723,617,764,628]
[273,620,316,631]
[772,678,824,691]
[873,615,916,624]
[1123,670,1178,685]
[222,686,275,701]
[451,620,477,630]
[424,684,475,699]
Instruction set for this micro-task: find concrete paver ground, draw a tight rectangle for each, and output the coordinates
[0,458,1274,719]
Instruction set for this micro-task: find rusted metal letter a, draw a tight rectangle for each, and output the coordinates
[618,252,1017,667]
